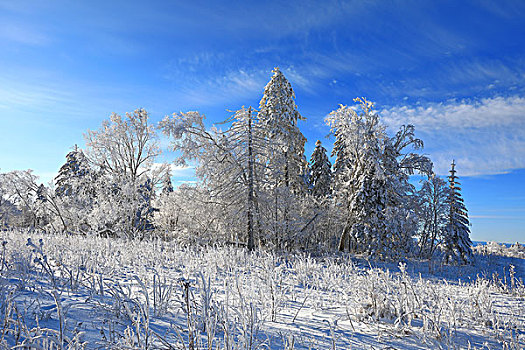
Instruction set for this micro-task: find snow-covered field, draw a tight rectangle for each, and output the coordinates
[0,230,523,349]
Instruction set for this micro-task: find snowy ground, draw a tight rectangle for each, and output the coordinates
[0,230,524,349]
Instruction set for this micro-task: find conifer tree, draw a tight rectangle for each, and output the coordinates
[309,140,332,199]
[161,169,174,196]
[258,68,308,248]
[443,160,474,264]
[327,98,431,258]
[55,145,90,197]
[258,67,307,194]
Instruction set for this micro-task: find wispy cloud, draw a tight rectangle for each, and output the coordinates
[173,69,267,107]
[0,21,51,46]
[0,76,72,112]
[382,96,525,131]
[381,95,525,176]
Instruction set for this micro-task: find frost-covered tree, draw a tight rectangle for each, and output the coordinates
[326,99,387,254]
[55,145,91,197]
[160,108,266,248]
[327,98,431,258]
[161,169,174,196]
[81,109,165,237]
[258,67,307,194]
[258,68,309,248]
[83,172,162,238]
[0,173,18,229]
[417,173,449,259]
[84,108,161,183]
[309,140,332,199]
[0,170,71,231]
[153,184,224,243]
[381,124,432,258]
[442,161,474,265]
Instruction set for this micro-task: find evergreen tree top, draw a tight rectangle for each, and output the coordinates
[161,169,174,195]
[309,140,332,198]
[258,67,305,126]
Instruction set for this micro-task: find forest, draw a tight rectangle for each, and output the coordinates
[1,67,473,264]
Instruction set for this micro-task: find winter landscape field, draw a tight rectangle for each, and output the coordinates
[2,1,525,349]
[0,230,524,349]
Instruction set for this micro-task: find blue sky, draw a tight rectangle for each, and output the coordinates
[1,0,524,243]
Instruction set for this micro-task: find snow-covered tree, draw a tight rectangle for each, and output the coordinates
[0,170,70,232]
[160,108,267,248]
[82,172,161,238]
[417,173,449,259]
[0,173,18,229]
[54,145,90,197]
[258,67,307,194]
[327,98,431,258]
[326,99,387,254]
[309,140,332,199]
[161,168,174,196]
[381,124,432,258]
[257,68,309,248]
[153,184,225,243]
[81,109,165,237]
[84,108,161,183]
[442,161,474,265]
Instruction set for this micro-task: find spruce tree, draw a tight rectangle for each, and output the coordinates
[443,160,474,264]
[55,145,90,197]
[258,67,308,248]
[161,169,174,196]
[326,99,388,254]
[327,98,431,258]
[258,67,307,194]
[309,140,332,199]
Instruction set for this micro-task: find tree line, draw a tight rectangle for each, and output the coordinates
[0,68,473,264]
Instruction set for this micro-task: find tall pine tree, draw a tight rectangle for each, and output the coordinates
[442,161,474,265]
[258,68,308,248]
[258,67,307,194]
[309,140,332,199]
[161,169,174,196]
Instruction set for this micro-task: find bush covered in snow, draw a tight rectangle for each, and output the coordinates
[475,241,525,259]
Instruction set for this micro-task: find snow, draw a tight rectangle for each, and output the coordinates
[1,230,524,349]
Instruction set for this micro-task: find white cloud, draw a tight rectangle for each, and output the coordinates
[151,163,195,178]
[381,96,525,176]
[162,60,326,109]
[164,67,268,107]
[169,165,195,178]
[382,96,525,131]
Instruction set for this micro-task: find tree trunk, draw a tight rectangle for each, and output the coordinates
[338,224,350,252]
[247,107,255,251]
